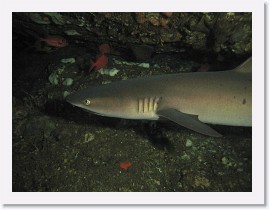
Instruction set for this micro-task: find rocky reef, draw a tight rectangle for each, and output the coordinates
[12,12,252,192]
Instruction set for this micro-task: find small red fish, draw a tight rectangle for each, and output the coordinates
[40,36,68,48]
[89,54,108,71]
[120,161,132,170]
[99,44,110,54]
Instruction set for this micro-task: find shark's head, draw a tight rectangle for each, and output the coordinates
[66,81,160,120]
[66,84,139,119]
[66,85,120,117]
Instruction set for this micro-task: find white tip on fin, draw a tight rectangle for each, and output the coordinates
[233,57,252,73]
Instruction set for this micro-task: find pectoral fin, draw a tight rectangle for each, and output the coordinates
[157,108,222,137]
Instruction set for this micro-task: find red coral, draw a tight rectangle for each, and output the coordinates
[120,161,132,170]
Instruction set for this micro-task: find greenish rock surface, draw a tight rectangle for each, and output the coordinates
[62,78,73,86]
[64,30,81,36]
[114,59,150,68]
[99,68,119,77]
[48,65,65,85]
[44,12,66,25]
[63,91,70,99]
[61,58,76,64]
[185,139,193,147]
[28,13,51,25]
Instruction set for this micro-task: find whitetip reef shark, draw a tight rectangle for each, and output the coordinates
[66,57,252,137]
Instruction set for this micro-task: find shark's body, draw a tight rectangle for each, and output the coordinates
[66,58,252,137]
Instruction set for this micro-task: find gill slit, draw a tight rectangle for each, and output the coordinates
[138,97,161,113]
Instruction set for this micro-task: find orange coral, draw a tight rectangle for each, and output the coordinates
[120,161,132,170]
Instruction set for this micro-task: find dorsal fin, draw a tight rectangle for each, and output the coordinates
[233,57,252,73]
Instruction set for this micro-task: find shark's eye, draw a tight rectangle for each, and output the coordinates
[84,99,91,105]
